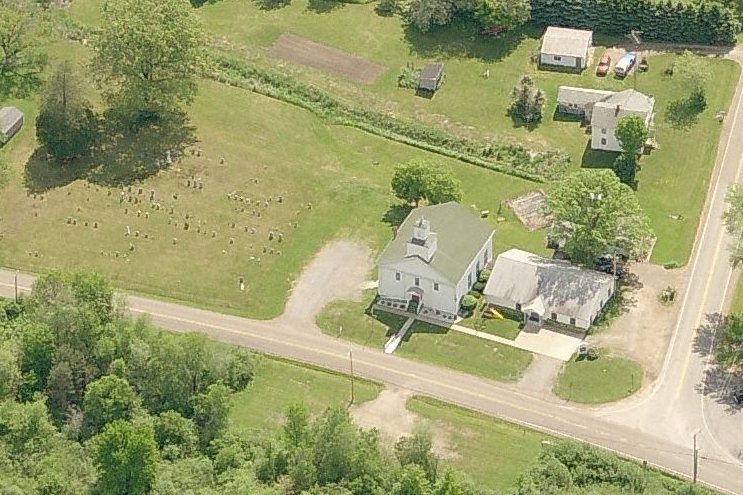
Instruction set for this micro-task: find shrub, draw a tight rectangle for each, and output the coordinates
[398,64,421,89]
[586,346,600,361]
[460,295,478,312]
[659,286,677,304]
[210,54,571,182]
[467,290,482,299]
[663,261,679,269]
[472,281,486,292]
[477,269,491,283]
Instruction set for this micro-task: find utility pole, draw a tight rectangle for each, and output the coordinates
[625,30,643,91]
[349,350,355,405]
[693,432,699,484]
[14,270,18,304]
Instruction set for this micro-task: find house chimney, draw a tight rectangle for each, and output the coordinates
[615,104,621,116]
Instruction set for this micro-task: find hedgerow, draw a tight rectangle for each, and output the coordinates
[210,54,571,182]
[531,0,740,46]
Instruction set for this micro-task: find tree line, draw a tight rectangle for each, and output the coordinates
[0,271,714,494]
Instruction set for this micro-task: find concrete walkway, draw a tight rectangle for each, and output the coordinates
[449,323,582,361]
[384,317,414,354]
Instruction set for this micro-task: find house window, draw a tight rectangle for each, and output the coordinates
[551,312,557,320]
[515,303,522,311]
[476,261,481,272]
[415,277,420,287]
[433,282,439,291]
[395,272,401,281]
[570,317,576,326]
[484,248,490,264]
[601,128,607,134]
[553,55,562,62]
[467,273,472,286]
[600,138,607,145]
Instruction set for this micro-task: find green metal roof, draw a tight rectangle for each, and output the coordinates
[378,202,493,284]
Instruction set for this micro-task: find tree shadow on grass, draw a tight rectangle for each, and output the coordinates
[580,141,618,169]
[306,0,344,14]
[24,112,197,193]
[693,313,743,411]
[664,97,702,130]
[403,321,448,342]
[252,0,291,9]
[403,20,536,63]
[508,110,541,132]
[382,203,412,228]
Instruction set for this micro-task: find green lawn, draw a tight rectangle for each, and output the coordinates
[398,321,532,382]
[407,396,548,491]
[729,274,743,314]
[317,293,533,381]
[553,351,643,403]
[0,39,545,318]
[458,306,522,340]
[189,0,740,266]
[230,356,382,432]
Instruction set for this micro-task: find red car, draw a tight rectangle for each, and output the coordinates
[596,54,611,76]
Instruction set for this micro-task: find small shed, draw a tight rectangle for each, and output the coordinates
[418,63,444,92]
[0,107,24,145]
[539,26,593,71]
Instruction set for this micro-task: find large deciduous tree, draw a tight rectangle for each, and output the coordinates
[473,0,530,31]
[82,375,142,438]
[0,0,46,75]
[91,0,206,124]
[546,170,653,265]
[36,61,97,162]
[92,420,159,495]
[391,159,463,207]
[674,50,709,109]
[615,115,648,159]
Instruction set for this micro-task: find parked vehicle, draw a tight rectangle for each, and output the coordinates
[615,53,637,78]
[733,389,743,405]
[596,54,612,76]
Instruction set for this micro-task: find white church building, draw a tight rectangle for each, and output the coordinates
[377,202,494,316]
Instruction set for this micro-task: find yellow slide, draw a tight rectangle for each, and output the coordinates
[488,308,504,320]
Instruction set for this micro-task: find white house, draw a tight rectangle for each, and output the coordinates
[539,27,593,71]
[0,106,23,145]
[377,202,494,316]
[557,87,655,152]
[482,249,614,330]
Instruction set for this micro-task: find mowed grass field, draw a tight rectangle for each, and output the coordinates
[317,293,533,381]
[189,0,738,266]
[230,356,382,432]
[0,40,546,318]
[553,351,644,403]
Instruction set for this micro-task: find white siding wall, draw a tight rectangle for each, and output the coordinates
[592,126,622,152]
[540,53,582,69]
[378,265,458,314]
[454,234,494,303]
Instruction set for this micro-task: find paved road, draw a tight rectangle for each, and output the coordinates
[597,48,743,481]
[3,48,743,495]
[0,270,741,493]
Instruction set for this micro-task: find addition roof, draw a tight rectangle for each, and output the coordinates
[483,248,613,323]
[540,26,593,58]
[557,86,615,106]
[378,202,493,285]
[591,89,655,128]
[419,63,444,91]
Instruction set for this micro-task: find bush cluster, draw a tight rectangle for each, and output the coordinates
[531,0,740,45]
[211,54,571,182]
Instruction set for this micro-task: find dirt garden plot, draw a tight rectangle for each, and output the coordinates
[270,33,388,84]
[507,190,550,231]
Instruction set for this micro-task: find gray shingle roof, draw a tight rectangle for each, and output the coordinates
[0,106,23,137]
[483,248,613,323]
[378,202,493,285]
[557,86,614,107]
[540,27,592,59]
[591,89,655,128]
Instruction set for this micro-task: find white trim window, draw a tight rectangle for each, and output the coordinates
[433,282,439,291]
